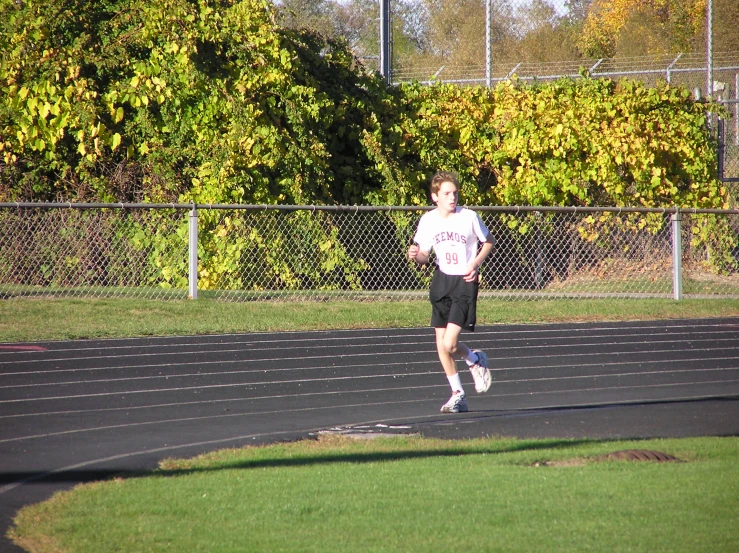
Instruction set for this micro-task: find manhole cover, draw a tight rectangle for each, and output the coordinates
[596,449,682,462]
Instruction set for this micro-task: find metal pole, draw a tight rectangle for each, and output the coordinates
[379,0,391,85]
[707,0,713,98]
[735,74,738,146]
[486,0,492,88]
[666,53,682,85]
[672,209,683,300]
[506,63,522,80]
[718,118,725,180]
[188,205,198,299]
[589,58,604,74]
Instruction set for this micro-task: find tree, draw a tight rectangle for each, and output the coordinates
[419,0,494,66]
[692,0,739,54]
[512,0,583,63]
[387,0,584,77]
[578,0,706,58]
[271,0,421,75]
[331,0,380,63]
[274,0,336,38]
[613,4,674,57]
[384,0,516,77]
[578,0,738,58]
[565,0,594,24]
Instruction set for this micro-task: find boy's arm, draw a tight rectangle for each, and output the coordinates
[463,234,495,282]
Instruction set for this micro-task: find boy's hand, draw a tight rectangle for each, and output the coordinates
[463,265,479,282]
[408,244,430,265]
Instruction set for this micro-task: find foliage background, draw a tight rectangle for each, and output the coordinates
[0,0,735,289]
[276,0,739,72]
[0,0,729,210]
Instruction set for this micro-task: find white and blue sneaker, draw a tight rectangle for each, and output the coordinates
[440,391,468,413]
[469,350,492,393]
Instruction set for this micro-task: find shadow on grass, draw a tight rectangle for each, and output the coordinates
[0,436,600,487]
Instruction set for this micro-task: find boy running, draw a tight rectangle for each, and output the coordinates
[408,171,495,413]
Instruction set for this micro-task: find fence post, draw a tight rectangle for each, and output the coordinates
[718,117,725,180]
[188,205,198,299]
[485,0,492,88]
[671,209,683,300]
[379,0,391,86]
[706,0,713,100]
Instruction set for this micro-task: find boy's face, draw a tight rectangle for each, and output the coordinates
[431,180,458,212]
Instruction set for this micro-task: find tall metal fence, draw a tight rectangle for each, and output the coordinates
[393,51,739,96]
[391,52,739,184]
[719,98,739,183]
[1,204,738,302]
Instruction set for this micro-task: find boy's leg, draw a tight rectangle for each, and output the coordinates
[435,326,469,413]
[468,349,492,393]
[439,322,492,394]
[431,273,479,412]
[439,322,472,363]
[435,324,469,376]
[445,280,492,394]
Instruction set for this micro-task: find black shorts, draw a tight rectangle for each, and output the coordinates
[429,269,479,331]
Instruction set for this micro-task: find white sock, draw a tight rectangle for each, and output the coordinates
[447,373,464,395]
[464,351,479,366]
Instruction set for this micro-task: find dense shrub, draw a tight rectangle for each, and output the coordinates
[1,0,733,282]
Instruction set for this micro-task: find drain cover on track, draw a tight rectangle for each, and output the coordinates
[596,449,682,462]
[314,424,418,440]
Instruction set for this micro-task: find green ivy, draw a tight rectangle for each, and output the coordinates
[1,0,734,280]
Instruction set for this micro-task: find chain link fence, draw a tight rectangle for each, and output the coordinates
[719,98,739,183]
[0,205,189,300]
[393,52,739,94]
[392,52,739,186]
[1,204,738,302]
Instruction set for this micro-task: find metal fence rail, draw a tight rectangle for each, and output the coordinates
[1,204,738,302]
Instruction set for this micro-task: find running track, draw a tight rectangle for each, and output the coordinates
[1,317,738,552]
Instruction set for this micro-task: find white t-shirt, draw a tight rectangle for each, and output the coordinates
[414,207,490,275]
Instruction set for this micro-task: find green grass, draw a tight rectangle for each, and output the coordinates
[3,297,739,343]
[5,297,739,552]
[9,435,739,553]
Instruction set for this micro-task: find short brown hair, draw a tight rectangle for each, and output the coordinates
[430,171,459,195]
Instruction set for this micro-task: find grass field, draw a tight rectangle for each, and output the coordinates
[9,435,739,553]
[5,297,739,552]
[3,296,739,343]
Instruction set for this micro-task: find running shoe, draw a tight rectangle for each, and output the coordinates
[440,391,468,413]
[469,350,492,393]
